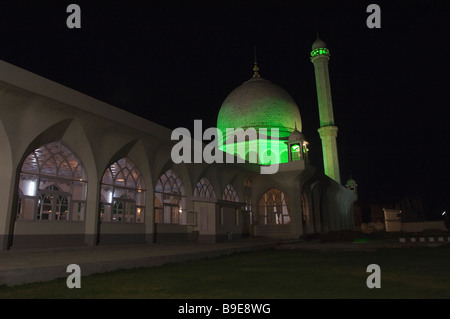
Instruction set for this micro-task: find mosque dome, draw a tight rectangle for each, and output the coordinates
[217,76,302,139]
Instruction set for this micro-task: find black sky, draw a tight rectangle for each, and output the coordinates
[0,0,449,218]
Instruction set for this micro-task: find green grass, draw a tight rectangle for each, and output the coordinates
[1,246,450,299]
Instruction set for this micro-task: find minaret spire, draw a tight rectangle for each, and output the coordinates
[310,36,341,184]
[253,46,260,78]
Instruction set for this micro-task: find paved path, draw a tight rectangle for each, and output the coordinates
[0,239,281,287]
[1,238,448,287]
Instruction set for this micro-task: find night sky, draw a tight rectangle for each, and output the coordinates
[0,1,449,218]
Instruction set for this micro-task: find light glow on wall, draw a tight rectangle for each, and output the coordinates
[221,139,288,164]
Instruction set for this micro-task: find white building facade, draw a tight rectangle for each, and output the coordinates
[0,53,355,250]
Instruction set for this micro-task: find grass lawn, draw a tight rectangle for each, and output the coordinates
[0,245,449,299]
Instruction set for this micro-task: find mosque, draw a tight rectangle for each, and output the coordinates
[0,37,356,250]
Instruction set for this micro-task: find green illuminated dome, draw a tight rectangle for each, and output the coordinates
[217,77,302,139]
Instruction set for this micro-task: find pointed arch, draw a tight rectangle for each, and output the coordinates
[222,184,239,202]
[258,188,290,225]
[17,140,88,221]
[99,157,146,223]
[18,119,74,163]
[154,168,187,224]
[194,177,216,199]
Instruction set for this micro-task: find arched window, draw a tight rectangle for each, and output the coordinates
[100,157,145,223]
[194,177,216,199]
[154,169,186,224]
[290,143,302,161]
[222,184,238,202]
[258,188,290,225]
[17,141,87,221]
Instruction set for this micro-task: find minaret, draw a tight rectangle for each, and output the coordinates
[310,36,341,184]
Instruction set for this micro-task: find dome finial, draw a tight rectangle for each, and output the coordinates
[253,46,260,78]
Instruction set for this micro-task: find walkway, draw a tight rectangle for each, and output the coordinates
[1,237,448,287]
[0,238,281,287]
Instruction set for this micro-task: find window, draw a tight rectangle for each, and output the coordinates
[290,143,301,161]
[194,177,216,199]
[154,169,186,224]
[100,157,145,223]
[222,184,238,202]
[259,188,290,225]
[17,141,87,221]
